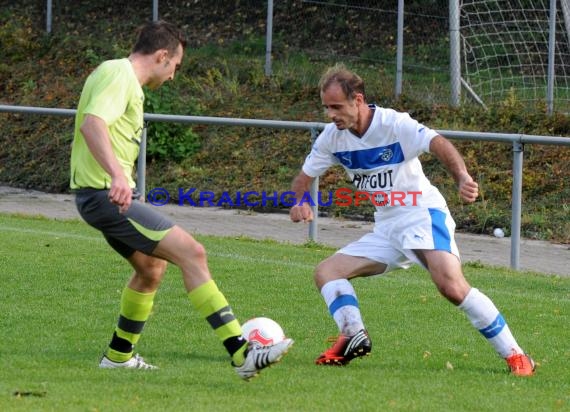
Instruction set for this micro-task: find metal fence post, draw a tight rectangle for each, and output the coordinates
[152,0,159,21]
[395,0,404,98]
[308,127,319,242]
[136,127,148,200]
[449,0,461,107]
[510,140,524,270]
[546,0,557,115]
[46,0,53,33]
[265,0,274,76]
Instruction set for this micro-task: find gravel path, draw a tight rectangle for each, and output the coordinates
[1,186,568,276]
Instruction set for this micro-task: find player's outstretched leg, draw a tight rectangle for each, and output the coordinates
[459,287,535,376]
[188,280,294,380]
[234,339,294,381]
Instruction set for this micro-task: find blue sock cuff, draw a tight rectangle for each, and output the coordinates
[479,313,506,339]
[329,294,359,316]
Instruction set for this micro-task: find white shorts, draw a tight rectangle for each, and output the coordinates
[337,207,460,273]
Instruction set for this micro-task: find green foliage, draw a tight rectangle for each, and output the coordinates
[144,85,202,162]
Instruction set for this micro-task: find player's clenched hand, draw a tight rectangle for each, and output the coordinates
[458,174,479,203]
[290,204,313,223]
[108,175,132,213]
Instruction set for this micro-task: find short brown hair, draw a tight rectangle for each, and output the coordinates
[132,20,187,56]
[318,63,366,100]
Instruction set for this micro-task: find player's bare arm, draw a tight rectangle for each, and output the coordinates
[290,171,314,223]
[80,114,132,212]
[429,135,479,203]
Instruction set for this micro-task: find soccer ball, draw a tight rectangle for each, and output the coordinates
[241,317,285,347]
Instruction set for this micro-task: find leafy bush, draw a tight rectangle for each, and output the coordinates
[144,86,202,162]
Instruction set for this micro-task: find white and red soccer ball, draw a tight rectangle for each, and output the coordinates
[241,317,285,347]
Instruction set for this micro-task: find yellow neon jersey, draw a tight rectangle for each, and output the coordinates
[70,58,144,189]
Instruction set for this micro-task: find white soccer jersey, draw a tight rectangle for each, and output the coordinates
[302,105,448,213]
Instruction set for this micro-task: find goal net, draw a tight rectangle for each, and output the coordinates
[460,0,570,112]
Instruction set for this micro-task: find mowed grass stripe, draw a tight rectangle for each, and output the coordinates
[0,222,316,270]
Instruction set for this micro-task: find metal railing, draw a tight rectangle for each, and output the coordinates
[1,104,569,271]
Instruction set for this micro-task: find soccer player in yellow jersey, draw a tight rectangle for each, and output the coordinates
[70,20,292,379]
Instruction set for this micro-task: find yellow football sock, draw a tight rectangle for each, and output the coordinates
[106,287,155,363]
[188,280,246,364]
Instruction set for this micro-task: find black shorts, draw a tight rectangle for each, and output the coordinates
[75,189,174,258]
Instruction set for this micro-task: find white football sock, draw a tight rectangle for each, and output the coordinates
[458,287,523,358]
[321,279,364,336]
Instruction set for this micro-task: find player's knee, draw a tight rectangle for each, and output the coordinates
[145,259,167,279]
[134,258,167,288]
[314,260,338,288]
[314,269,324,287]
[187,240,207,263]
[436,282,469,305]
[314,260,327,278]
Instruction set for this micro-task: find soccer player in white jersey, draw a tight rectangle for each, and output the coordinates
[289,64,534,376]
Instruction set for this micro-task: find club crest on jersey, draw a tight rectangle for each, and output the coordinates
[380,149,393,162]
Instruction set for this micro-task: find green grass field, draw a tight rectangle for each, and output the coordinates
[0,214,568,412]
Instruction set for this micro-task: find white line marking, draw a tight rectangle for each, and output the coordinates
[0,225,315,269]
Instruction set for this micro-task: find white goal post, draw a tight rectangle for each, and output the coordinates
[450,0,570,113]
